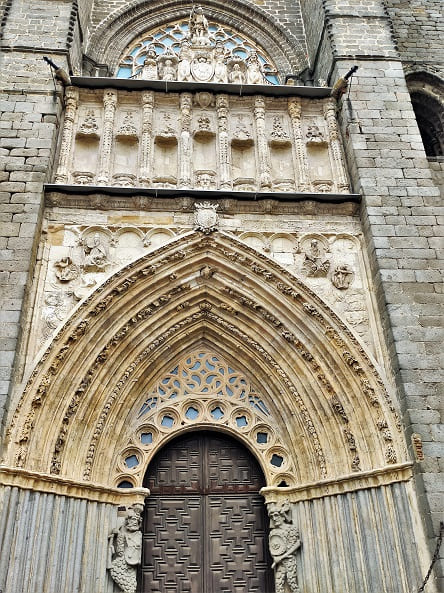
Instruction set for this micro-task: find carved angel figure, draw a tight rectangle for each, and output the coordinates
[108,506,143,593]
[267,501,301,593]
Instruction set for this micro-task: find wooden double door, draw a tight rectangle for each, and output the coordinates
[141,431,273,593]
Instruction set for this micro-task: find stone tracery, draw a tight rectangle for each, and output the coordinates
[117,7,280,84]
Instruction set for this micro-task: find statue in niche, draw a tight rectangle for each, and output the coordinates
[108,505,143,593]
[267,501,301,593]
[302,239,330,277]
[83,233,108,271]
[140,46,158,80]
[189,5,211,46]
[246,51,264,85]
[331,263,354,289]
[177,42,192,81]
[229,62,246,84]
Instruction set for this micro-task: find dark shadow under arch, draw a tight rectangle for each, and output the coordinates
[141,430,274,592]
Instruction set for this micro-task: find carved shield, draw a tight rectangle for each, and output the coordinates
[191,58,214,82]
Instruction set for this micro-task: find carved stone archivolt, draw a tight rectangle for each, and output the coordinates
[5,231,406,492]
[54,87,350,194]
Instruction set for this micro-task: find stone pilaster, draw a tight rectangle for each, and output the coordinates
[288,97,310,191]
[139,91,154,186]
[216,94,231,190]
[97,90,117,184]
[254,96,272,190]
[178,93,192,188]
[54,87,78,184]
[324,98,349,192]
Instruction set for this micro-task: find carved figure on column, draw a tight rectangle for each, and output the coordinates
[107,505,143,593]
[267,501,301,593]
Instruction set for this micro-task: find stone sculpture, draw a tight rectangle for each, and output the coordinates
[302,239,330,277]
[194,201,219,233]
[267,501,301,593]
[331,263,354,289]
[83,233,108,271]
[108,505,143,593]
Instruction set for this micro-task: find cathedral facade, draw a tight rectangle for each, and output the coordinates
[0,1,442,592]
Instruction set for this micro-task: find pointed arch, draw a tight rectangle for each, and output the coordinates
[5,231,406,491]
[85,0,306,77]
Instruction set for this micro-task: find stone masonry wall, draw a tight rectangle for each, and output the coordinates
[0,0,82,434]
[385,0,444,78]
[311,0,444,587]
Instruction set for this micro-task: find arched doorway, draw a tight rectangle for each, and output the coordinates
[141,431,274,593]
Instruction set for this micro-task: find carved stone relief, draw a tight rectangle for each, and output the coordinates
[55,89,350,194]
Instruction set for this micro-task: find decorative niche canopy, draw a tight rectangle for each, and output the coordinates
[116,6,280,84]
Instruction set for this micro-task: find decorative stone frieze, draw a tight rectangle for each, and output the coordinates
[54,89,350,194]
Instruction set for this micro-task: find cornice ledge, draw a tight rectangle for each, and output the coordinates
[260,462,413,503]
[0,466,149,505]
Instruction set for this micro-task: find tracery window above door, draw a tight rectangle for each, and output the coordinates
[116,6,280,84]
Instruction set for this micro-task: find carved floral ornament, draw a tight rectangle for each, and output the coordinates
[5,232,405,488]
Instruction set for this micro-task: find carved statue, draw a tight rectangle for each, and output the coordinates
[331,263,354,289]
[267,501,301,593]
[246,51,264,85]
[162,58,176,81]
[177,42,192,81]
[189,5,211,46]
[214,41,228,83]
[140,46,158,80]
[54,256,79,282]
[108,505,143,593]
[229,63,245,84]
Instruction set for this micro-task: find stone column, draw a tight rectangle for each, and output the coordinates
[254,96,272,190]
[178,93,192,188]
[324,98,350,192]
[97,89,117,184]
[54,87,79,183]
[288,97,310,192]
[216,94,231,190]
[139,91,154,186]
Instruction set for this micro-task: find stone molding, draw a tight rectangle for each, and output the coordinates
[261,462,413,503]
[0,462,412,505]
[0,465,149,505]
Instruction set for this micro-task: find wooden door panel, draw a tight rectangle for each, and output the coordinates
[206,494,272,593]
[141,432,273,593]
[141,496,203,593]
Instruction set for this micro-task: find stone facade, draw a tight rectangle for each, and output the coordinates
[0,1,442,592]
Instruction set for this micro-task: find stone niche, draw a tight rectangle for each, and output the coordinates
[54,88,350,194]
